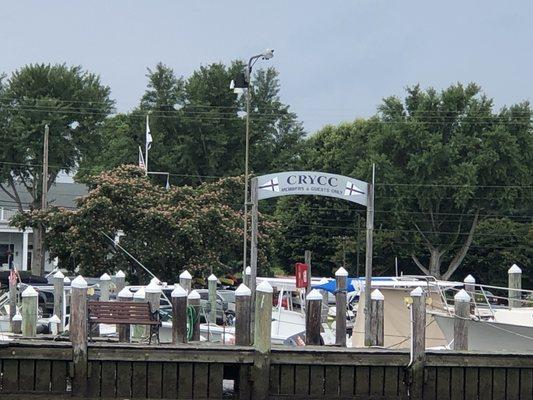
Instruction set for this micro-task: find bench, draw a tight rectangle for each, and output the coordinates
[87,301,160,343]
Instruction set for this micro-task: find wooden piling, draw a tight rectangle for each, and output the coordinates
[317,278,329,322]
[8,272,17,332]
[171,284,188,344]
[370,289,384,347]
[335,267,348,347]
[235,283,252,346]
[244,266,251,288]
[252,281,273,400]
[508,264,522,308]
[409,286,426,398]
[188,290,201,342]
[145,281,162,343]
[208,274,218,324]
[179,270,192,294]
[53,270,64,332]
[49,314,61,336]
[304,250,312,294]
[70,275,88,396]
[99,273,111,301]
[464,274,476,314]
[12,312,21,334]
[305,289,322,345]
[114,270,126,294]
[117,287,133,342]
[454,289,470,351]
[21,286,38,337]
[132,287,146,340]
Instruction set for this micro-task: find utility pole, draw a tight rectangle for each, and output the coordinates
[35,125,49,276]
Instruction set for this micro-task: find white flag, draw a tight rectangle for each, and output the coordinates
[146,115,153,150]
[138,146,145,170]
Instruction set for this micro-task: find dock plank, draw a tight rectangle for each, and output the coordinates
[294,365,310,397]
[50,360,67,393]
[193,363,209,399]
[115,361,132,398]
[478,368,493,398]
[101,361,117,398]
[34,360,52,392]
[354,366,369,397]
[340,365,355,397]
[269,364,280,395]
[280,364,295,395]
[383,366,399,398]
[520,368,532,400]
[324,365,340,397]
[369,366,384,397]
[209,363,224,399]
[161,362,178,399]
[464,368,478,399]
[449,367,464,400]
[2,359,19,392]
[436,367,451,400]
[146,362,163,398]
[506,368,519,400]
[178,363,193,399]
[492,368,506,400]
[131,361,148,398]
[423,366,436,400]
[18,359,35,391]
[309,365,324,397]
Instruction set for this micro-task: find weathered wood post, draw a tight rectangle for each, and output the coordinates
[117,287,133,342]
[179,270,192,294]
[49,314,61,336]
[63,276,70,328]
[244,266,251,288]
[304,250,312,294]
[335,267,348,347]
[70,275,88,396]
[188,290,201,341]
[463,274,476,315]
[305,289,322,345]
[114,270,126,294]
[208,274,218,324]
[454,289,470,350]
[252,281,273,400]
[53,270,64,332]
[508,264,522,308]
[370,289,384,347]
[12,312,22,334]
[21,285,38,337]
[9,272,17,332]
[145,281,161,343]
[409,286,426,398]
[317,278,330,322]
[235,283,252,346]
[132,287,146,340]
[171,284,188,344]
[99,273,111,301]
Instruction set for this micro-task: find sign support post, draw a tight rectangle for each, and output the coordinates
[364,164,375,346]
[250,177,259,341]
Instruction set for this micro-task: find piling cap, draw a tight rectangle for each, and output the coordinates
[12,312,22,322]
[306,289,322,301]
[235,283,252,297]
[22,285,38,298]
[71,275,87,289]
[150,277,161,285]
[53,270,64,279]
[463,274,475,284]
[115,270,126,278]
[117,287,133,299]
[171,284,187,297]
[410,286,423,297]
[508,264,522,274]
[208,274,218,282]
[49,314,61,324]
[245,266,251,275]
[454,289,471,302]
[256,280,273,293]
[179,270,192,279]
[100,273,111,281]
[188,290,201,300]
[145,281,162,294]
[318,277,330,285]
[371,289,385,301]
[63,277,71,284]
[335,267,348,277]
[133,287,145,299]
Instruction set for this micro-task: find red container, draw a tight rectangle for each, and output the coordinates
[295,262,309,288]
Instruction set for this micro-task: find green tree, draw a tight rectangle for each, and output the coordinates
[0,64,113,275]
[13,165,280,281]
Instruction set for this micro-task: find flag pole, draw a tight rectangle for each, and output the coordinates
[145,114,149,175]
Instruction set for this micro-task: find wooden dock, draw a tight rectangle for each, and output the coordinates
[0,340,532,399]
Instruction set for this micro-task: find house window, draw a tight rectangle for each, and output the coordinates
[0,244,15,268]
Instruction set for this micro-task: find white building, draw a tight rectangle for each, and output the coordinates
[0,182,87,273]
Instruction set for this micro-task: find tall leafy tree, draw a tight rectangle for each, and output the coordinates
[0,64,113,275]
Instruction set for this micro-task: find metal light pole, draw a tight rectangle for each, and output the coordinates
[238,49,274,277]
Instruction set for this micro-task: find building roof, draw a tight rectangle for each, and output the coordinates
[0,181,87,210]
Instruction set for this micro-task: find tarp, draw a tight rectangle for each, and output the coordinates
[311,277,393,294]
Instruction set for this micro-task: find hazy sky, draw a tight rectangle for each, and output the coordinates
[2,1,532,134]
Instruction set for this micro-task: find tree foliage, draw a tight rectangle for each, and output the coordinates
[13,165,280,282]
